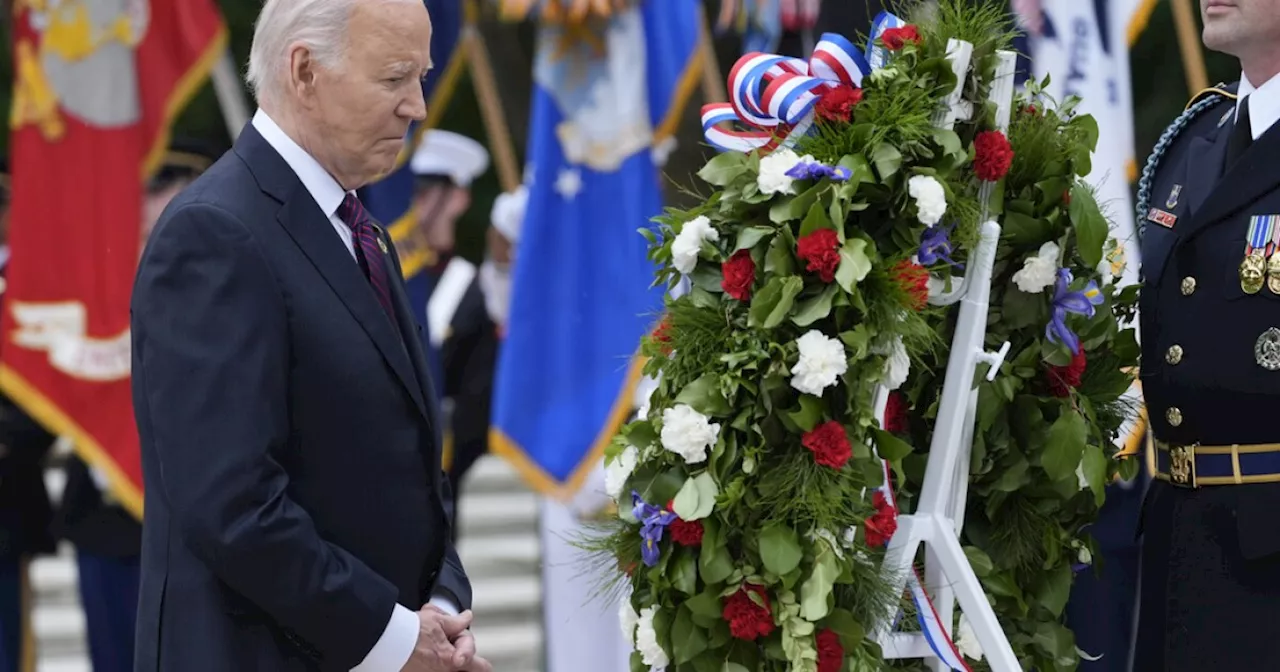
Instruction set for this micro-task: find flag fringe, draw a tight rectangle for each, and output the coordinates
[141,23,229,180]
[0,365,144,519]
[489,355,647,500]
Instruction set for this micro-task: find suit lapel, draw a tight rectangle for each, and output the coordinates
[233,125,429,422]
[379,227,443,433]
[1189,121,1280,238]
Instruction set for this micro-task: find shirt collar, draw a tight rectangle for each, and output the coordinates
[1235,71,1280,141]
[251,109,350,218]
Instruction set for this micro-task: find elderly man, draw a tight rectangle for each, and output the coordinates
[129,1,486,670]
[1134,0,1280,669]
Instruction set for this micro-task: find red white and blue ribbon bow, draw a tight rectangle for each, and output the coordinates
[701,31,872,153]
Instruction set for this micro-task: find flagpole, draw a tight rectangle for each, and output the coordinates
[465,25,522,191]
[1171,0,1209,95]
[700,6,728,104]
[211,49,252,141]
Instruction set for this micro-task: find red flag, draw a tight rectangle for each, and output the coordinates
[4,0,227,519]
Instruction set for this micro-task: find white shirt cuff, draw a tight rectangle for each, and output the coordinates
[350,603,418,672]
[427,592,460,616]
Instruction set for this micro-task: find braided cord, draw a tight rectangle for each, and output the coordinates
[1135,94,1226,239]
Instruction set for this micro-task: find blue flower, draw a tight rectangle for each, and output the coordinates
[1046,269,1103,354]
[786,160,852,182]
[631,491,677,567]
[917,223,962,269]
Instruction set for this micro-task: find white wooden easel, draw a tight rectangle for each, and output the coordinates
[873,46,1023,672]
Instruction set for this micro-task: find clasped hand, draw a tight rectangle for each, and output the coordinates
[401,605,492,672]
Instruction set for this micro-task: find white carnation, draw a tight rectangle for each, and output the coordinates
[757,148,811,196]
[790,330,848,396]
[620,600,640,645]
[908,175,948,227]
[956,613,984,661]
[660,404,720,464]
[872,336,911,391]
[605,446,639,501]
[1012,241,1060,294]
[637,606,670,668]
[671,215,720,275]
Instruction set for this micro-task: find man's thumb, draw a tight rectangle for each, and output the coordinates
[440,609,474,636]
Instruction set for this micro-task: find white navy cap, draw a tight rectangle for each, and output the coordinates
[410,130,490,187]
[490,186,528,243]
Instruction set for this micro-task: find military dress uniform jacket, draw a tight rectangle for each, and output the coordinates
[53,454,141,558]
[1134,83,1280,670]
[440,276,497,506]
[0,394,55,563]
[0,257,55,562]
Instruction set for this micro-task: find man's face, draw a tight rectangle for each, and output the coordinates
[142,181,189,251]
[413,184,470,254]
[299,1,432,189]
[1202,0,1280,60]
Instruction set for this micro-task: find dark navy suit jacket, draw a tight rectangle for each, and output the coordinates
[130,124,469,671]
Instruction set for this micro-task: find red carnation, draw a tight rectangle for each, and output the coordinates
[652,316,673,355]
[802,420,853,469]
[817,629,845,672]
[669,518,704,546]
[863,491,899,548]
[973,130,1014,182]
[723,584,776,641]
[815,85,864,123]
[797,229,841,283]
[722,250,757,301]
[881,25,922,50]
[1023,104,1038,115]
[884,391,909,433]
[1046,349,1088,398]
[892,260,930,311]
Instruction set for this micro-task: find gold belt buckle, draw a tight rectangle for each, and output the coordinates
[1169,443,1198,487]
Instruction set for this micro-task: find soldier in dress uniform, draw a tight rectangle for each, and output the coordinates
[52,139,219,672]
[1132,1,1280,669]
[429,186,521,538]
[408,130,489,389]
[0,156,58,672]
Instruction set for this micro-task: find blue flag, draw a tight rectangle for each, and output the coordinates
[359,0,465,381]
[491,2,703,496]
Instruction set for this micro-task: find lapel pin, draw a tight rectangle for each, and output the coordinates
[1166,185,1182,209]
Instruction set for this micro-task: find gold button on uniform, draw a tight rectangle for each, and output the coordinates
[1166,407,1184,427]
[1181,277,1196,296]
[1166,345,1184,365]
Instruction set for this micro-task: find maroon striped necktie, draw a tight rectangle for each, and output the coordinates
[337,193,399,327]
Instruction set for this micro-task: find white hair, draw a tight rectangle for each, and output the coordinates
[245,0,419,104]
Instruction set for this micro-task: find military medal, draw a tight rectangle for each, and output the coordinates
[1257,328,1280,370]
[1267,216,1280,295]
[1241,215,1274,294]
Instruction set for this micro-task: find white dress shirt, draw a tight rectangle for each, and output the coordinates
[1235,70,1280,140]
[251,109,459,672]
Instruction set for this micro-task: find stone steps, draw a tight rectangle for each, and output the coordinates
[32,455,545,671]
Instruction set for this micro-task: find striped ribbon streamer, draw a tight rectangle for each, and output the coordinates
[700,27,874,152]
[876,458,973,671]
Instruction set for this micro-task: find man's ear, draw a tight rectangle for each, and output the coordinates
[289,45,319,100]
